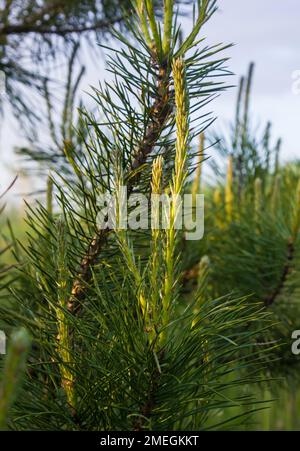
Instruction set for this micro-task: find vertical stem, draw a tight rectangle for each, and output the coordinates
[242,62,254,147]
[163,0,174,57]
[225,155,234,223]
[234,76,244,202]
[117,231,148,321]
[47,174,53,217]
[271,174,281,217]
[192,132,205,202]
[254,177,262,223]
[56,220,76,413]
[213,188,223,229]
[150,156,164,335]
[145,0,160,51]
[233,76,244,149]
[161,58,188,343]
[274,138,281,175]
[135,0,152,47]
[263,122,271,171]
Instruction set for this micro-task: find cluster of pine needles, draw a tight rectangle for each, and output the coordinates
[0,1,299,431]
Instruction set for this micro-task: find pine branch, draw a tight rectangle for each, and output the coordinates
[67,59,173,314]
[1,1,269,432]
[161,57,189,344]
[0,16,125,36]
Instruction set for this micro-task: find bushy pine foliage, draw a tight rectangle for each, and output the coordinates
[0,1,288,431]
[184,64,300,380]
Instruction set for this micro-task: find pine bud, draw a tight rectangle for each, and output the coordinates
[151,156,164,195]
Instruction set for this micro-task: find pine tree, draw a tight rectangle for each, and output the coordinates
[184,63,300,381]
[0,1,276,431]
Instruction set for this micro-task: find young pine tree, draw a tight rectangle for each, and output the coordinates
[184,64,300,383]
[0,1,274,431]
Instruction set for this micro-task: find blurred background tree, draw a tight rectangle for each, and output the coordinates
[0,1,189,127]
[0,0,136,124]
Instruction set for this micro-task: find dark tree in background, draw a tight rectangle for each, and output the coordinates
[0,1,188,168]
[0,0,147,123]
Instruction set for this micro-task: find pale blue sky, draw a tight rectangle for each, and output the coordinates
[1,0,299,197]
[205,0,300,160]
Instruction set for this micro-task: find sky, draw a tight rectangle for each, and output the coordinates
[204,0,300,160]
[0,0,300,200]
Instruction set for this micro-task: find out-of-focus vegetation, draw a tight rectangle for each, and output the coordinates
[183,63,300,430]
[0,0,142,124]
[0,0,187,128]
